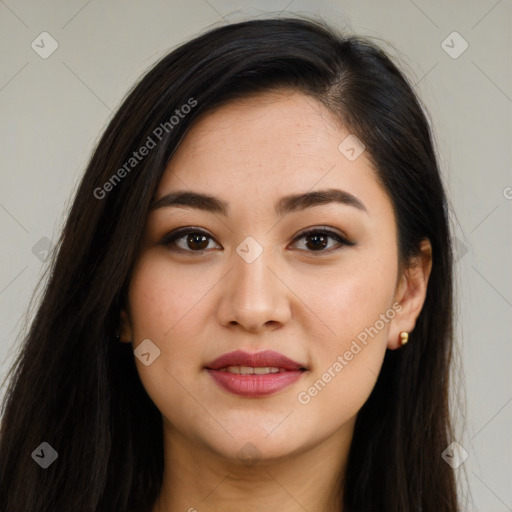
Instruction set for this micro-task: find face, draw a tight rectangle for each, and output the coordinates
[120,90,430,464]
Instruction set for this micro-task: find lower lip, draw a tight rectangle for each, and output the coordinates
[206,369,305,397]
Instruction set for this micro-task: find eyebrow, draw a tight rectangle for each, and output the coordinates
[150,188,367,216]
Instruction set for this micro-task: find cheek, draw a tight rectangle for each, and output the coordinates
[293,275,392,431]
[126,256,212,422]
[294,248,397,414]
[305,257,397,354]
[127,254,212,342]
[126,253,231,392]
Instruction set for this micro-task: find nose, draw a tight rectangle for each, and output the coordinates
[216,244,292,333]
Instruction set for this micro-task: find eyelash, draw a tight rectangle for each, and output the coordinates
[160,226,354,255]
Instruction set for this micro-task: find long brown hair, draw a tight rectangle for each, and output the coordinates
[0,16,459,511]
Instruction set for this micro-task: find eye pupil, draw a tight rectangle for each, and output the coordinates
[306,233,328,251]
[188,233,209,250]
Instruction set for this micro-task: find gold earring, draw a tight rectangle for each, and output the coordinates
[399,331,409,346]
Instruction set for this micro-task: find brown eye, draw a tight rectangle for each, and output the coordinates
[161,228,220,253]
[291,228,354,253]
[161,226,354,255]
[304,232,329,251]
[184,233,209,250]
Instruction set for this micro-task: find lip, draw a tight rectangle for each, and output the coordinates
[205,350,307,371]
[204,350,308,398]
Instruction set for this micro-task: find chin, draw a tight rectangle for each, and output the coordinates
[197,422,310,464]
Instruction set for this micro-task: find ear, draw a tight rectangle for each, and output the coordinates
[387,239,432,350]
[118,309,134,344]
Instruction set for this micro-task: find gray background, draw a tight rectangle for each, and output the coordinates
[1,1,511,510]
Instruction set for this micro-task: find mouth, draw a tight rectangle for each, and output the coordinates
[204,350,308,397]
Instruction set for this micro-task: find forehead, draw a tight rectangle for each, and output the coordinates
[156,91,388,219]
[170,91,345,171]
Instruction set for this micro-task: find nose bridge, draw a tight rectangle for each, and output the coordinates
[233,236,278,308]
[218,235,290,330]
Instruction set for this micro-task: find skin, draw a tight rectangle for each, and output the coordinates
[119,90,432,512]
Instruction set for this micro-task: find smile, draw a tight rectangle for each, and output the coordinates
[204,350,308,397]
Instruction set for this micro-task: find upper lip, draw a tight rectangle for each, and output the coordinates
[205,350,307,371]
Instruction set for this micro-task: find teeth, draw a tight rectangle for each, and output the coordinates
[219,366,283,375]
[253,367,280,375]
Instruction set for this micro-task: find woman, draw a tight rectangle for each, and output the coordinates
[0,16,460,511]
